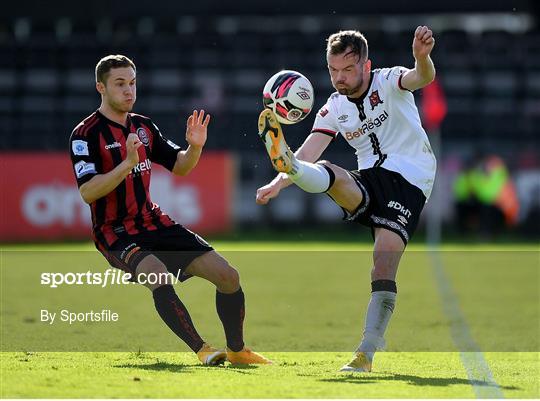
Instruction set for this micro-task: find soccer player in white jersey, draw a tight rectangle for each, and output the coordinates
[256,26,437,372]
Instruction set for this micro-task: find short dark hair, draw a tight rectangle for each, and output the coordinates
[95,54,136,84]
[326,30,368,61]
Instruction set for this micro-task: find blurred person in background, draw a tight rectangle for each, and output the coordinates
[453,153,519,237]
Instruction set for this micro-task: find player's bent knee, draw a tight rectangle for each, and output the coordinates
[317,161,352,186]
[374,229,406,252]
[218,265,240,293]
[135,255,171,289]
[372,232,405,280]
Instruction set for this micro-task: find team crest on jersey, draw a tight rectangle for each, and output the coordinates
[137,128,150,146]
[369,90,384,110]
[319,108,329,117]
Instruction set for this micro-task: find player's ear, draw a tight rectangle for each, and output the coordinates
[364,59,372,72]
[96,81,105,95]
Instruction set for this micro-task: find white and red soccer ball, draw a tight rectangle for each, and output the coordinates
[262,70,314,125]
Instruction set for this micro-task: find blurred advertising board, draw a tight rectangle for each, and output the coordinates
[0,152,234,241]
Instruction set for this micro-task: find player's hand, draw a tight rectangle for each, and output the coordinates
[125,133,142,168]
[256,183,281,205]
[412,26,435,60]
[186,109,211,149]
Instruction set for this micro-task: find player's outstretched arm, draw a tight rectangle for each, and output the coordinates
[400,26,436,91]
[79,133,142,204]
[172,109,210,176]
[255,132,332,205]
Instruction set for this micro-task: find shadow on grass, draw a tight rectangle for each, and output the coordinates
[115,361,259,374]
[320,373,520,390]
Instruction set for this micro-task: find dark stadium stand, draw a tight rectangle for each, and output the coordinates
[0,16,537,155]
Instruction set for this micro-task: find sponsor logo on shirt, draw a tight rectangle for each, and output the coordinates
[344,111,389,141]
[137,127,150,146]
[74,160,96,178]
[338,114,349,122]
[131,159,152,176]
[72,140,89,156]
[104,142,122,150]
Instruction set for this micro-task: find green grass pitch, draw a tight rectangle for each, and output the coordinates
[1,241,538,398]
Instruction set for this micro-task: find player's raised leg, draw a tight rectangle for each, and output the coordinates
[340,228,404,372]
[258,109,365,212]
[135,255,227,366]
[185,251,272,365]
[258,109,334,193]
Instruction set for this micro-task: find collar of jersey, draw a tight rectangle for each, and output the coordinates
[96,109,132,131]
[346,71,374,105]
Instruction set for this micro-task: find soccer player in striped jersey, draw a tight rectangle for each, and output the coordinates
[70,55,270,366]
[257,27,437,372]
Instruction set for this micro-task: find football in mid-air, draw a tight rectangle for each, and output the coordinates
[262,70,314,125]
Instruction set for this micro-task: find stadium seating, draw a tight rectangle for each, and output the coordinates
[0,16,537,154]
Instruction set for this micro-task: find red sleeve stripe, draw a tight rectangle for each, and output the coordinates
[79,115,99,137]
[398,74,413,92]
[311,128,337,137]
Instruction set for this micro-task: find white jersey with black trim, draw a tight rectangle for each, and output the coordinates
[311,66,437,199]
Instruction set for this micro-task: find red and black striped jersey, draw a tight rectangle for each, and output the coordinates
[69,110,180,249]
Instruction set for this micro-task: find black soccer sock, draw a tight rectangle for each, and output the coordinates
[216,287,245,352]
[152,284,204,353]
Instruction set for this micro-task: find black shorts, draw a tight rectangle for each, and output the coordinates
[332,167,427,245]
[99,224,214,282]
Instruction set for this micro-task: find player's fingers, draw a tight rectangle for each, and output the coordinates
[421,29,432,41]
[187,115,194,126]
[255,189,266,202]
[203,114,211,127]
[256,195,269,205]
[127,136,140,148]
[197,109,205,124]
[414,26,422,37]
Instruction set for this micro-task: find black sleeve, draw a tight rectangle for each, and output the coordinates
[149,121,182,171]
[69,131,99,187]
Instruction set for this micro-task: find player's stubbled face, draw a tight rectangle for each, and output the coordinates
[327,50,364,97]
[104,67,137,113]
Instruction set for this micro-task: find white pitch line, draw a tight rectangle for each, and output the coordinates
[430,249,505,399]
